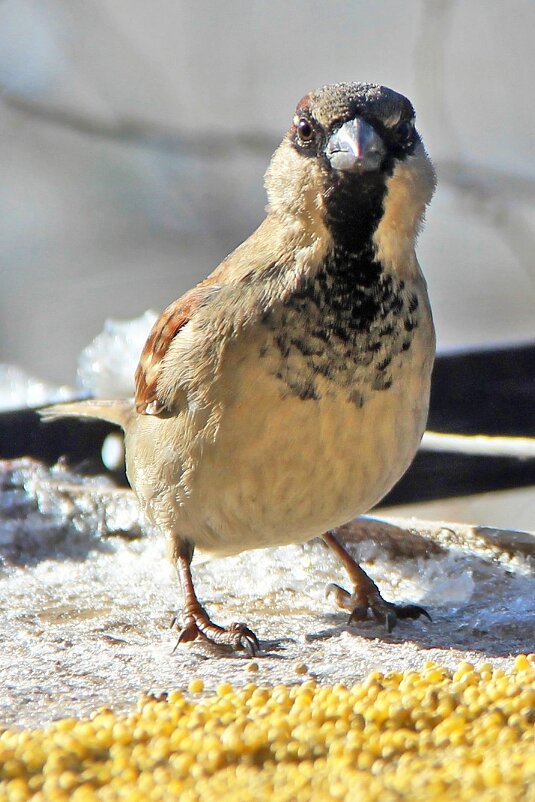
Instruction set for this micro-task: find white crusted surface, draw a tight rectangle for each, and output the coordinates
[0,459,533,729]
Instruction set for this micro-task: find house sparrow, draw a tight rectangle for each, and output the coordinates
[44,82,436,654]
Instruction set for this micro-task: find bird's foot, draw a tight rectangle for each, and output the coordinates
[171,608,260,656]
[323,531,431,633]
[326,582,431,633]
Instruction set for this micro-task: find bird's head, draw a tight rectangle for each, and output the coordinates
[265,82,436,269]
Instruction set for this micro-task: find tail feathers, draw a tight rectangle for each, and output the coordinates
[39,399,133,430]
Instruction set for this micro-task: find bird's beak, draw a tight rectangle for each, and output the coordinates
[326,118,385,173]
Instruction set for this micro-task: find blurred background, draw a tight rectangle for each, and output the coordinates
[0,0,534,383]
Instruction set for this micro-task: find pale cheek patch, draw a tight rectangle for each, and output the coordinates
[373,144,436,278]
[265,141,331,242]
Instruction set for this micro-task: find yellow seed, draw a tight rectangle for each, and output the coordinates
[513,654,531,672]
[0,660,533,802]
[5,778,31,801]
[58,770,78,791]
[482,765,502,787]
[246,662,259,673]
[294,663,308,676]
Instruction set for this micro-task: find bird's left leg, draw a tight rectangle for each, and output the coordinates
[323,530,431,633]
[172,539,260,656]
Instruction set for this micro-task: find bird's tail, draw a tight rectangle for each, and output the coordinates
[39,399,134,431]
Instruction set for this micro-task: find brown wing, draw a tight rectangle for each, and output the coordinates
[134,284,217,416]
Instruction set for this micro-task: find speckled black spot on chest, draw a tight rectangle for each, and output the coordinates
[262,248,418,405]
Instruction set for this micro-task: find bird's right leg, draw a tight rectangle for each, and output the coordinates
[323,531,431,633]
[171,539,260,656]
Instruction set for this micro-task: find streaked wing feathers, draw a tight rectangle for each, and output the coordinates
[134,285,217,416]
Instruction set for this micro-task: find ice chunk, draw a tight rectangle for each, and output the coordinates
[0,458,143,565]
[0,311,158,411]
[77,310,158,398]
[0,364,75,412]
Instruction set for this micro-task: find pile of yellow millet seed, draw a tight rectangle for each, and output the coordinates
[1,656,533,802]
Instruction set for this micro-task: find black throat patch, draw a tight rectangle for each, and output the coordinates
[260,245,419,406]
[324,163,393,252]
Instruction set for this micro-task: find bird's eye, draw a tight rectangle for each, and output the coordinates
[396,120,414,143]
[297,117,314,142]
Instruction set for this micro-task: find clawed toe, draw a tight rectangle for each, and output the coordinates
[326,581,431,633]
[228,623,260,657]
[171,614,260,656]
[363,600,431,633]
[394,604,432,623]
